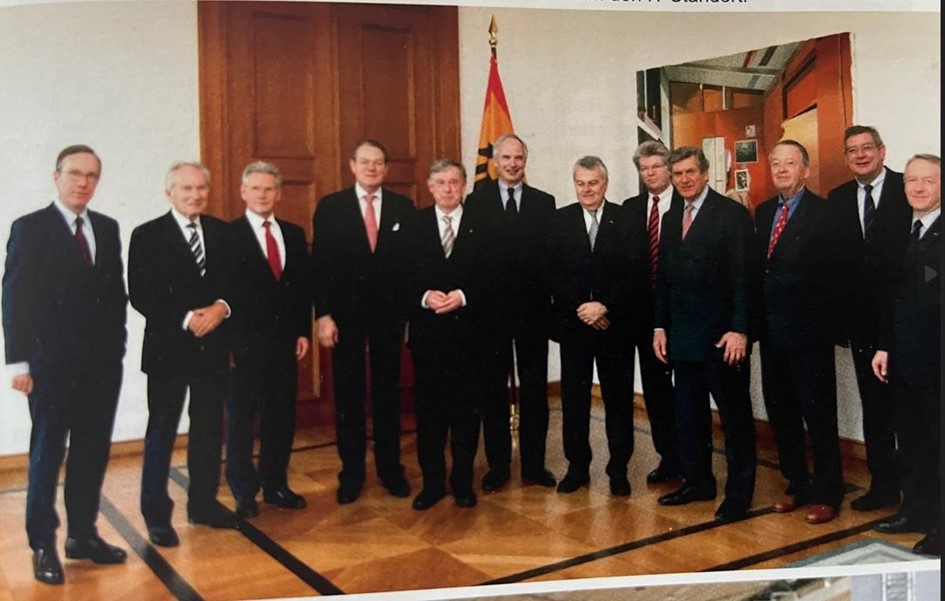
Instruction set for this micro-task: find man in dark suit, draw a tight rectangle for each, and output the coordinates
[828,125,911,512]
[3,145,128,584]
[872,154,941,556]
[226,161,312,518]
[463,134,557,492]
[407,159,495,511]
[754,140,845,525]
[311,139,414,505]
[550,156,637,497]
[653,147,756,523]
[621,140,682,486]
[129,161,236,548]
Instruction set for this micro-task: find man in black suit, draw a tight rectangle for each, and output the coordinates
[872,154,941,556]
[754,140,845,525]
[3,145,128,584]
[226,161,312,519]
[311,139,414,504]
[550,156,637,497]
[129,161,236,547]
[463,134,557,492]
[653,147,756,523]
[621,140,682,486]
[407,158,494,511]
[828,125,911,512]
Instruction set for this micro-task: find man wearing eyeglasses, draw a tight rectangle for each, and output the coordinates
[3,145,129,584]
[829,125,912,513]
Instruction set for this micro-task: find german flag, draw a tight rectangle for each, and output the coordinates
[473,53,514,191]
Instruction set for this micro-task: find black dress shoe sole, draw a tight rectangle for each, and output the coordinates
[411,493,446,511]
[454,496,478,508]
[148,531,180,548]
[33,550,64,585]
[873,519,928,534]
[482,474,510,493]
[64,540,128,564]
[556,478,590,493]
[850,495,900,512]
[658,489,716,506]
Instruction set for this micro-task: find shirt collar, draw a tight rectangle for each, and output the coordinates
[355,183,382,202]
[651,184,673,203]
[915,207,941,231]
[245,209,275,229]
[435,204,463,222]
[171,208,200,229]
[778,186,806,208]
[53,199,89,226]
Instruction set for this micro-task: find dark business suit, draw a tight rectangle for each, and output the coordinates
[406,207,493,496]
[463,180,556,478]
[129,212,231,526]
[755,189,845,508]
[879,215,940,530]
[654,189,756,508]
[550,201,636,481]
[829,168,911,498]
[622,190,682,474]
[310,187,415,488]
[2,204,127,550]
[225,215,311,502]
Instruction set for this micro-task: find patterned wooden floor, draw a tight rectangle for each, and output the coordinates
[0,398,931,600]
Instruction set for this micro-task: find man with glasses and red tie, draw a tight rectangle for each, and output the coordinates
[3,145,128,584]
[226,161,311,519]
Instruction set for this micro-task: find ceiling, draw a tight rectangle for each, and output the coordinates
[663,42,802,93]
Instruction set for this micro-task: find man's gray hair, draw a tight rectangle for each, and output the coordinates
[573,155,608,181]
[242,160,283,187]
[428,158,467,180]
[492,133,528,159]
[668,147,710,173]
[632,141,670,170]
[165,161,211,190]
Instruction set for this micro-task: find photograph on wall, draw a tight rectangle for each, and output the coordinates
[735,139,759,163]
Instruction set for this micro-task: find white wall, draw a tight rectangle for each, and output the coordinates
[0,1,939,455]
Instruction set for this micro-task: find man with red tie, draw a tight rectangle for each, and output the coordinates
[226,161,312,518]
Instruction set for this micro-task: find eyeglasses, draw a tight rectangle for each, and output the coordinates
[60,169,100,182]
[844,143,880,156]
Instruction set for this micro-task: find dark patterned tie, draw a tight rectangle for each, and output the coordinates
[506,187,517,219]
[187,222,206,276]
[442,215,455,258]
[588,209,599,251]
[911,219,923,242]
[767,201,790,259]
[648,196,660,288]
[74,216,92,265]
[863,184,876,239]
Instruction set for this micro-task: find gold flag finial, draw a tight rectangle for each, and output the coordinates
[488,15,498,58]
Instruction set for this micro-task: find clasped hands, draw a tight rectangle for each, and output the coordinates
[187,301,228,338]
[577,301,609,330]
[425,289,464,315]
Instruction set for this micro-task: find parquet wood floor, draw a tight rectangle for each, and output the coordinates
[0,398,928,600]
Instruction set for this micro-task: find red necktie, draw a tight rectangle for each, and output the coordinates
[648,195,660,287]
[681,202,695,239]
[263,220,282,281]
[74,216,92,265]
[363,193,379,251]
[767,202,790,259]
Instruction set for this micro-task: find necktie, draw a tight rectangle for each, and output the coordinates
[506,187,517,219]
[363,193,379,251]
[681,202,695,240]
[441,214,455,258]
[911,219,923,242]
[767,202,790,259]
[863,184,876,239]
[74,216,92,265]
[648,195,660,287]
[187,222,206,276]
[263,220,282,281]
[588,209,599,251]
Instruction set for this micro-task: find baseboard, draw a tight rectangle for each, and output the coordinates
[0,436,189,474]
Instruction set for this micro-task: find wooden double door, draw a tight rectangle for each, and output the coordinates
[198,2,461,425]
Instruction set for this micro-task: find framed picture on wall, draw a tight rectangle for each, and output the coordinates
[734,139,758,163]
[735,168,750,192]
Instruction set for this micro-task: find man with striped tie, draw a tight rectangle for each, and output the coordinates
[129,161,236,548]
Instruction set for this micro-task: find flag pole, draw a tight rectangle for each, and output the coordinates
[489,15,498,59]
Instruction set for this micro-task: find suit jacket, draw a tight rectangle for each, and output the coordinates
[828,168,912,344]
[228,215,312,365]
[549,200,635,344]
[622,189,684,337]
[128,211,231,377]
[405,206,498,355]
[2,204,127,376]
[754,189,839,349]
[654,188,753,362]
[310,187,415,328]
[463,180,556,327]
[880,215,940,385]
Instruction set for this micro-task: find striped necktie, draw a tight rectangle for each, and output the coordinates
[187,222,206,276]
[441,215,455,258]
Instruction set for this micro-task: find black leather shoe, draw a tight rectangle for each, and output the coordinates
[850,489,900,512]
[32,547,64,585]
[454,490,478,508]
[873,513,928,534]
[147,525,180,547]
[482,470,510,493]
[556,471,590,493]
[714,499,749,523]
[236,497,260,518]
[188,506,238,529]
[913,533,940,556]
[64,535,127,564]
[658,485,716,506]
[264,487,306,509]
[646,464,680,484]
[411,489,445,511]
[609,476,632,497]
[336,482,362,505]
[522,468,556,488]
[383,477,411,498]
